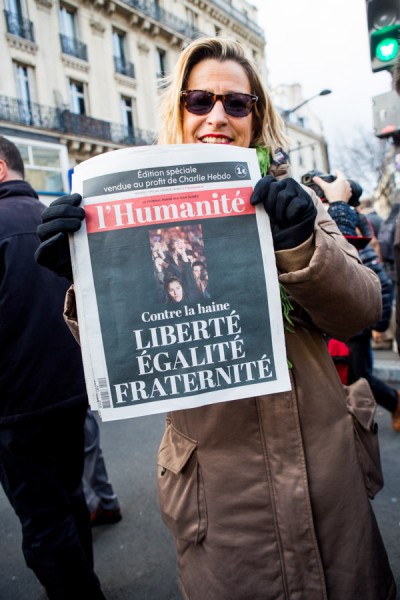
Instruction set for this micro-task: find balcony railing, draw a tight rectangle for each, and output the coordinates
[4,9,35,42]
[0,96,62,129]
[122,0,204,40]
[114,56,136,78]
[119,0,263,40]
[60,33,88,61]
[110,123,155,146]
[0,95,155,146]
[210,0,264,38]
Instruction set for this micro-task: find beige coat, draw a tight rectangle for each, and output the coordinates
[65,200,396,600]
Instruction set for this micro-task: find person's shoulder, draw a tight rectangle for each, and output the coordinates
[0,195,43,237]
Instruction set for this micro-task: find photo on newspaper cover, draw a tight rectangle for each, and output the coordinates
[70,144,291,421]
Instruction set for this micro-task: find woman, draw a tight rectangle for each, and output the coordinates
[35,38,395,600]
[164,275,185,304]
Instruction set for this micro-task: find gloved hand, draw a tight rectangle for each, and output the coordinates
[35,193,85,280]
[250,176,317,250]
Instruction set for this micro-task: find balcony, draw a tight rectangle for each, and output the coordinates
[0,95,155,146]
[110,123,155,146]
[114,56,135,79]
[0,95,62,129]
[122,0,204,40]
[59,33,88,61]
[4,9,35,42]
[119,0,263,40]
[63,112,154,145]
[210,0,264,38]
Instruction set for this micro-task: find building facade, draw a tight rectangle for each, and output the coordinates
[271,83,330,182]
[1,0,330,203]
[1,0,265,202]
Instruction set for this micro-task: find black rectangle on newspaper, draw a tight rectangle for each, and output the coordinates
[83,161,251,197]
[87,214,275,408]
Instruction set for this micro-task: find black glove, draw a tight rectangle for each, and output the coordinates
[35,193,85,280]
[251,176,317,250]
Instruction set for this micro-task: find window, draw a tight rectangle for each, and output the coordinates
[113,29,127,63]
[8,136,68,197]
[69,80,86,114]
[5,0,27,17]
[121,96,134,135]
[59,5,87,60]
[112,29,134,77]
[186,8,198,32]
[156,48,166,78]
[311,145,317,170]
[59,5,77,39]
[297,141,304,167]
[14,62,35,124]
[15,63,33,103]
[5,0,33,41]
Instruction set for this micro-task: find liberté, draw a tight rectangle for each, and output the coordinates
[132,314,242,349]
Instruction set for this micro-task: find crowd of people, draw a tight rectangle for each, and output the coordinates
[149,226,210,303]
[1,34,399,600]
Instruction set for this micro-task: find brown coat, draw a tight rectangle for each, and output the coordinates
[65,200,395,600]
[156,201,396,600]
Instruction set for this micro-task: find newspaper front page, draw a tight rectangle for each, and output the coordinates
[70,144,291,421]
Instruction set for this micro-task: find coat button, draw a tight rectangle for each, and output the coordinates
[160,467,166,476]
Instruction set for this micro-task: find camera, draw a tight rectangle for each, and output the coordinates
[301,170,363,207]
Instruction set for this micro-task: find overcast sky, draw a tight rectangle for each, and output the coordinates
[251,0,393,157]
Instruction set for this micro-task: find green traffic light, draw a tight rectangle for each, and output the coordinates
[376,37,399,61]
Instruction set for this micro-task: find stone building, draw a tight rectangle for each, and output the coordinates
[1,0,329,202]
[1,0,265,201]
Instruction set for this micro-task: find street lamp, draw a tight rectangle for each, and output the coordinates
[282,89,332,120]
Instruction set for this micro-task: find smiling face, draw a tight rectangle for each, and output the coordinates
[182,59,253,148]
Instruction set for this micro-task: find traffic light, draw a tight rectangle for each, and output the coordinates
[367,0,400,72]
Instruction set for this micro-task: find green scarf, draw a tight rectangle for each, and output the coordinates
[256,146,294,368]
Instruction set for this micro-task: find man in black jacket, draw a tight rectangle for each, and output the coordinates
[0,136,106,599]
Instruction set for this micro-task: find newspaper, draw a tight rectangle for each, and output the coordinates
[70,144,291,421]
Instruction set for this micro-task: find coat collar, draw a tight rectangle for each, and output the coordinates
[0,179,39,201]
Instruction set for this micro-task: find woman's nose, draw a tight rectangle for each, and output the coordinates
[206,100,228,125]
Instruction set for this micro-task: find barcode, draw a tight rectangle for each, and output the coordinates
[96,377,111,409]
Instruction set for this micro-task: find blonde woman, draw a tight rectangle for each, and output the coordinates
[36,37,395,600]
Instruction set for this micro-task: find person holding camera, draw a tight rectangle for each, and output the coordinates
[307,172,400,432]
[34,37,395,600]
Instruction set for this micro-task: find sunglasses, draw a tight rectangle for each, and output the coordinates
[181,90,258,118]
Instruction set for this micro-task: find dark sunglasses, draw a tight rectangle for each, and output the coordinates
[181,89,258,118]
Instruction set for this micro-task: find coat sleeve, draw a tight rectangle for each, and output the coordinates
[358,246,393,333]
[276,198,382,341]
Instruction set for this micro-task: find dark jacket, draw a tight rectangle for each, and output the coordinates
[359,244,393,332]
[0,180,88,424]
[395,216,400,352]
[327,201,393,334]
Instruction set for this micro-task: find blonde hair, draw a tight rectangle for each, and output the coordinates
[157,37,288,153]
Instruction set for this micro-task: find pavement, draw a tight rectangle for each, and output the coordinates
[373,347,400,384]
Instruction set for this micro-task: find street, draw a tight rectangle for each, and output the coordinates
[0,406,399,600]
